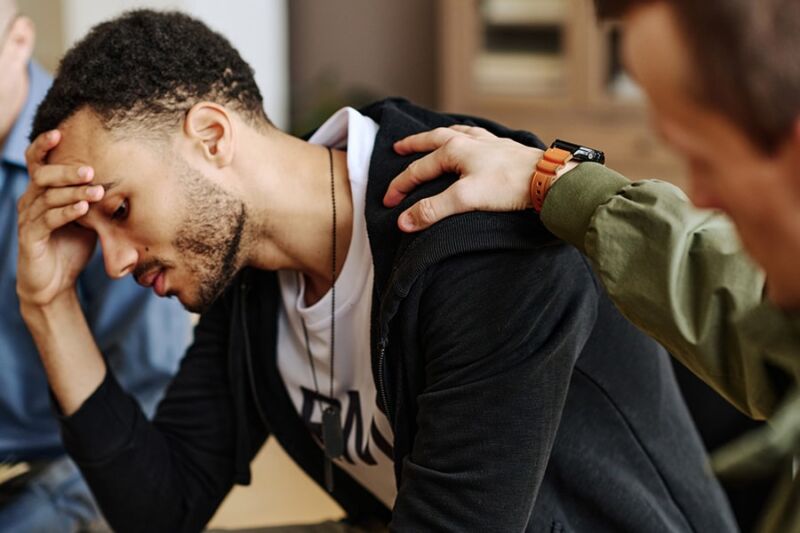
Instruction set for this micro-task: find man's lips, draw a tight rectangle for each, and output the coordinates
[136,268,167,297]
[154,270,167,297]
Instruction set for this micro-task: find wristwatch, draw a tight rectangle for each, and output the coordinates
[530,139,605,212]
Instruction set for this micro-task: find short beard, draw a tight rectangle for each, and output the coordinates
[173,161,248,313]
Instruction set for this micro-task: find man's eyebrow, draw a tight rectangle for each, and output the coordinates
[99,181,121,192]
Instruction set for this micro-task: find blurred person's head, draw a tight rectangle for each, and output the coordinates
[32,10,291,313]
[595,0,800,308]
[0,0,35,144]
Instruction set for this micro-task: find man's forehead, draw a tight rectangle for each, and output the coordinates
[98,180,122,193]
[45,111,132,194]
[47,109,109,163]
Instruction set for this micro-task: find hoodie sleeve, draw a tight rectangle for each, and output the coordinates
[59,289,269,533]
[541,163,797,419]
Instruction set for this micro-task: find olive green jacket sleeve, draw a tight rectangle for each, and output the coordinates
[541,163,800,419]
[540,163,800,532]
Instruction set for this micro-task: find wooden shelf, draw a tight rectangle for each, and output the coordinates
[474,52,566,97]
[481,0,567,26]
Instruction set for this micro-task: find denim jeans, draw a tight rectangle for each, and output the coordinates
[0,455,108,533]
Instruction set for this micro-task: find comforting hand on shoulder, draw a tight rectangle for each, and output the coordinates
[383,125,544,232]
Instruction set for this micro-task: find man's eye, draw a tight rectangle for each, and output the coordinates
[111,199,129,221]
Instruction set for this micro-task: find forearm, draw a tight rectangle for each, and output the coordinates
[60,371,205,533]
[541,163,780,418]
[57,299,259,533]
[21,296,191,532]
[21,293,106,415]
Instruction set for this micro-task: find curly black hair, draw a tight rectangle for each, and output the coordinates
[30,9,271,141]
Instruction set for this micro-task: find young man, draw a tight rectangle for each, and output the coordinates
[18,10,735,532]
[382,0,800,530]
[0,2,189,530]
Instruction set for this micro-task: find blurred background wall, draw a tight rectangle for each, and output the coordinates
[21,0,289,129]
[288,0,436,133]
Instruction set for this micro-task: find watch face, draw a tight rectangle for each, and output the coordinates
[552,139,606,164]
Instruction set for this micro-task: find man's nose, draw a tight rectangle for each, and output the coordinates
[100,234,138,279]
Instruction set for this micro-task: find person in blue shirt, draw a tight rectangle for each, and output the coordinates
[0,4,190,531]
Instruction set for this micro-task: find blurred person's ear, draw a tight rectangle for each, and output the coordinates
[6,16,34,67]
[784,119,800,187]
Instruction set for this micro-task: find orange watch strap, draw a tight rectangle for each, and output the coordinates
[531,147,572,212]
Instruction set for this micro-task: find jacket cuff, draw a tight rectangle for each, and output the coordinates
[57,370,139,464]
[540,162,631,254]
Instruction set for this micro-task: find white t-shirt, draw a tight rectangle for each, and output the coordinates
[276,107,397,507]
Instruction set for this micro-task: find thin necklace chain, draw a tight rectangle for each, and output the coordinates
[329,146,336,400]
[298,146,336,403]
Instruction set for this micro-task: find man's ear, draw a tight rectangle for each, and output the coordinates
[183,102,234,167]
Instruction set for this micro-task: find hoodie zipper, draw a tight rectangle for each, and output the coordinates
[240,279,271,430]
[377,338,391,418]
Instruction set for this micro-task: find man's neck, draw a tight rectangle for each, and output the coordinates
[241,130,354,305]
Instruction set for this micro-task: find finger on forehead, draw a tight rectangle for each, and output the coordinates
[30,164,94,188]
[25,130,61,166]
[24,183,104,224]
